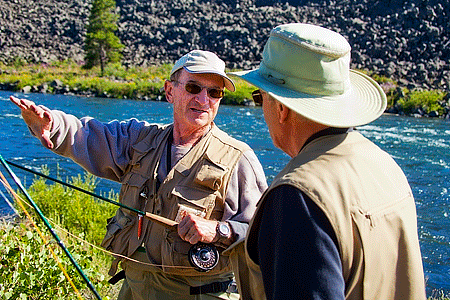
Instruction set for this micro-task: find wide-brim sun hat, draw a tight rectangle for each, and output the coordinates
[170,50,236,92]
[231,23,387,128]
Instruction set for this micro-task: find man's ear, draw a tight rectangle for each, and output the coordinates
[164,80,174,103]
[277,102,290,123]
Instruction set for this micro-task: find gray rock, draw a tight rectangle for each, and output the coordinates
[0,0,448,92]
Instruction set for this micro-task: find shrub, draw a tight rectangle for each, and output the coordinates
[0,170,121,298]
[398,90,446,115]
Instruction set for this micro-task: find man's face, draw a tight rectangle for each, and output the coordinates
[261,90,283,150]
[166,69,224,134]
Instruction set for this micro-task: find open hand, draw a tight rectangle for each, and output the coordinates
[10,96,54,149]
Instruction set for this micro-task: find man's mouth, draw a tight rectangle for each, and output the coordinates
[191,108,207,113]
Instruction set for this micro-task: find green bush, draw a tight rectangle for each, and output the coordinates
[0,170,120,299]
[398,90,446,115]
[1,60,449,113]
[0,221,113,299]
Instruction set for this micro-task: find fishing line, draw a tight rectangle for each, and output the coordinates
[0,177,193,272]
[5,159,145,216]
[0,155,103,300]
[5,159,221,272]
[1,160,207,271]
[0,188,18,215]
[0,171,84,300]
[3,158,233,298]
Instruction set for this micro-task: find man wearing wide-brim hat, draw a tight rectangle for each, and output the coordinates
[227,23,426,299]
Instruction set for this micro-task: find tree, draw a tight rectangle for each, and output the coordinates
[84,0,124,76]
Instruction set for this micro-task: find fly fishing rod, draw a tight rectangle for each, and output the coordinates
[4,158,219,272]
[0,154,103,300]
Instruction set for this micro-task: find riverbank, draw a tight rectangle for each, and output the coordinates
[0,0,449,93]
[1,61,449,118]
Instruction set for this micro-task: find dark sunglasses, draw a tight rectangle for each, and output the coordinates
[252,89,263,105]
[176,81,224,99]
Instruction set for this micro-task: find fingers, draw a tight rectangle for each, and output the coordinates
[184,230,200,245]
[177,214,217,244]
[41,130,54,149]
[10,95,33,109]
[10,95,54,149]
[178,215,198,244]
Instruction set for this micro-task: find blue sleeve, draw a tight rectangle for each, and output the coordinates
[257,184,345,300]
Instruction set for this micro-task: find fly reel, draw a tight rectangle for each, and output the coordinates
[188,242,219,272]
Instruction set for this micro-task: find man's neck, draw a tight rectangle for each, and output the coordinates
[172,123,212,147]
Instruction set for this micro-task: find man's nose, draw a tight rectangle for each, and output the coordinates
[195,88,210,105]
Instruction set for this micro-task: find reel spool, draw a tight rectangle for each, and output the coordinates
[188,243,219,272]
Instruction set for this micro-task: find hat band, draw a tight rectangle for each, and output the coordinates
[259,62,351,97]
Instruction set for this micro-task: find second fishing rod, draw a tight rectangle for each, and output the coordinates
[5,159,220,272]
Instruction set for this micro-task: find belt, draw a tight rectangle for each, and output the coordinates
[190,279,238,295]
[108,270,125,285]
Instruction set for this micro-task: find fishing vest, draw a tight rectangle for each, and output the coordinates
[101,123,250,277]
[231,131,426,300]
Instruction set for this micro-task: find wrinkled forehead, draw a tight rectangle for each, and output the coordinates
[179,69,225,88]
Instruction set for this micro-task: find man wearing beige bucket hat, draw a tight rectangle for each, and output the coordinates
[226,23,426,299]
[10,50,267,299]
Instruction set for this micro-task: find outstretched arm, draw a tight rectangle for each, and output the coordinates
[10,96,54,149]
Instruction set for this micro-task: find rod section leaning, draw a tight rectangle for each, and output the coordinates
[0,154,103,300]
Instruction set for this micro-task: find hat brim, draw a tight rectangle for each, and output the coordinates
[184,66,236,92]
[231,69,386,127]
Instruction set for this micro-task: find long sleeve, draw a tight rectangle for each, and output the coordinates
[224,149,268,240]
[47,109,151,182]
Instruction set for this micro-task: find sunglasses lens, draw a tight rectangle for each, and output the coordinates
[252,90,263,105]
[183,82,224,99]
[185,83,202,94]
[208,89,224,99]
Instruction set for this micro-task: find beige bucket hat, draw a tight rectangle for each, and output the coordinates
[170,50,236,92]
[231,23,387,127]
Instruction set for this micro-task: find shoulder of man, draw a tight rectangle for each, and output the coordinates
[211,125,251,153]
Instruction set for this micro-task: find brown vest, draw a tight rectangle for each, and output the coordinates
[233,132,426,300]
[101,123,250,277]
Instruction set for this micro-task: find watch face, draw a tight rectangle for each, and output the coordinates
[219,223,230,236]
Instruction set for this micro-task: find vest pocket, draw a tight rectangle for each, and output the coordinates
[160,229,231,276]
[193,158,228,191]
[171,186,218,220]
[100,209,135,255]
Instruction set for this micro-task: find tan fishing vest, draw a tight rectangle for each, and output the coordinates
[101,123,250,277]
[230,132,426,300]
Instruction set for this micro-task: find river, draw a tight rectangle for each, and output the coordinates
[1,90,449,297]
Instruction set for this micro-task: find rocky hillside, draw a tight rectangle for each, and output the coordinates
[0,0,449,91]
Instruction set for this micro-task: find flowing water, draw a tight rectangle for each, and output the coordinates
[1,90,449,296]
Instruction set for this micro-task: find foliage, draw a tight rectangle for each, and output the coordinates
[0,221,112,299]
[398,90,447,115]
[1,60,449,114]
[84,0,124,76]
[221,77,256,105]
[26,168,118,244]
[0,170,120,299]
[0,61,168,100]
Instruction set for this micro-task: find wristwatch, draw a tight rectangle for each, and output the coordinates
[216,221,232,239]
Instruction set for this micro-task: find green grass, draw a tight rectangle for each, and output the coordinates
[0,60,253,105]
[0,169,119,299]
[0,60,448,115]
